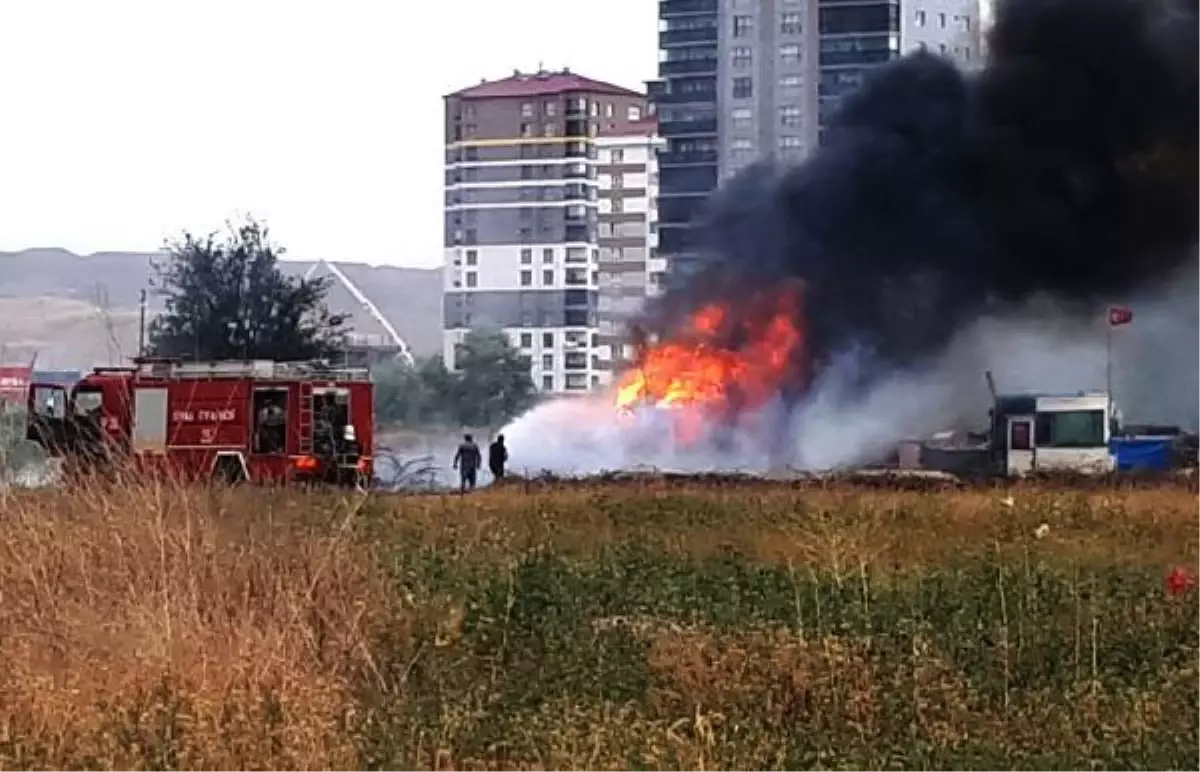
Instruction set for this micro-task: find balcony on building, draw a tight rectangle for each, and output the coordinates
[659,58,718,76]
[564,95,589,118]
[564,117,589,138]
[565,224,590,242]
[339,333,407,370]
[563,161,588,179]
[564,267,589,286]
[563,183,588,201]
[653,84,717,105]
[564,140,589,158]
[657,148,718,166]
[656,117,718,137]
[660,0,718,17]
[564,352,588,371]
[659,26,718,47]
[564,205,588,224]
[656,194,709,225]
[564,289,591,307]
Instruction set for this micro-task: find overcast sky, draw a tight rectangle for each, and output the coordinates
[0,0,658,267]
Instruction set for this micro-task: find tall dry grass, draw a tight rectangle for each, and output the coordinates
[0,476,1195,769]
[0,481,388,770]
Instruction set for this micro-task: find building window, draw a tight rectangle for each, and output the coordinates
[732,15,753,37]
[520,332,533,348]
[779,135,804,151]
[627,105,641,121]
[731,107,752,129]
[465,272,477,288]
[731,46,753,68]
[779,106,802,128]
[465,249,477,266]
[543,247,554,263]
[732,76,753,99]
[542,332,554,347]
[520,123,533,137]
[542,353,553,369]
[543,269,554,285]
[521,102,534,117]
[779,74,802,88]
[544,100,557,116]
[938,12,947,27]
[915,10,926,27]
[611,198,624,213]
[543,123,555,136]
[605,103,614,117]
[780,12,802,35]
[961,15,971,30]
[520,270,532,286]
[542,375,554,390]
[780,44,801,63]
[611,173,624,188]
[520,248,532,264]
[609,148,624,164]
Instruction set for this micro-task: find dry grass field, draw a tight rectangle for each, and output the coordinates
[0,477,1196,770]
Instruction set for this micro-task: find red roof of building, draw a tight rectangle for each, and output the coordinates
[447,69,643,100]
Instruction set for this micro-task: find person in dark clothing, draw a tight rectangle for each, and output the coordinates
[452,433,482,492]
[488,434,508,480]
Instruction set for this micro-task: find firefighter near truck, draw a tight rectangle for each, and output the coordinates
[24,358,373,487]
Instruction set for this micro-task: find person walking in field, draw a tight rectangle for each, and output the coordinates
[452,433,482,492]
[488,434,508,481]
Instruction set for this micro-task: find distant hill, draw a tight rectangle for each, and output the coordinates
[0,248,443,369]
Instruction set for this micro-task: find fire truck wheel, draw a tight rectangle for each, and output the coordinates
[213,454,248,485]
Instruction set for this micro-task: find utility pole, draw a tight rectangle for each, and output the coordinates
[137,288,147,357]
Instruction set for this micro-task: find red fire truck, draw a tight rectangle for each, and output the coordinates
[25,358,374,487]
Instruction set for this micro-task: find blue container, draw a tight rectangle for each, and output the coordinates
[1110,437,1174,471]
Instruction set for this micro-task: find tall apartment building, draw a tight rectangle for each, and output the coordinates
[652,1,982,276]
[442,70,648,394]
[593,122,668,384]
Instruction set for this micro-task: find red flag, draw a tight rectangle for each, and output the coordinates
[1108,306,1133,326]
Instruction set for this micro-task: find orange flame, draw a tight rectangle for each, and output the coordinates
[614,284,806,444]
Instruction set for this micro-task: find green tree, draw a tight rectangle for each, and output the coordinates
[374,355,456,427]
[373,328,537,430]
[147,216,347,361]
[449,328,537,428]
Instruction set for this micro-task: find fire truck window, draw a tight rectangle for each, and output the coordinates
[74,389,104,416]
[33,387,66,419]
[253,389,288,455]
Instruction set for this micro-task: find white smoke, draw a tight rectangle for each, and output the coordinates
[501,271,1198,477]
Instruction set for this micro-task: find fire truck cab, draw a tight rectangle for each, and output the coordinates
[25,358,374,487]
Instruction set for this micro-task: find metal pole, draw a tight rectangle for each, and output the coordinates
[137,288,147,357]
[1105,320,1113,400]
[1105,318,1114,439]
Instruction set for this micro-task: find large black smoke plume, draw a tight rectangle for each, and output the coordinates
[499,0,1198,476]
[658,0,1198,388]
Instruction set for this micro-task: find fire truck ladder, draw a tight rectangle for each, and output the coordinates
[297,381,314,455]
